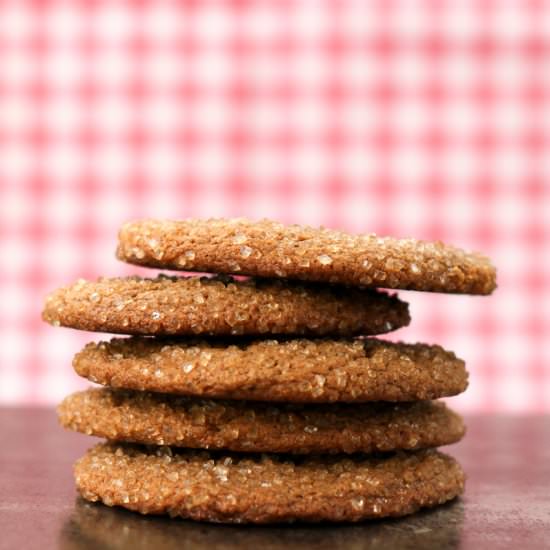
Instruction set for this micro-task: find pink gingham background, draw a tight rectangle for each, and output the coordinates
[0,0,549,411]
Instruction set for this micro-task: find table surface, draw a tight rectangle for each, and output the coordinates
[0,409,549,550]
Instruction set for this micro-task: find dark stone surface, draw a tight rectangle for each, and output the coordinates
[0,408,548,549]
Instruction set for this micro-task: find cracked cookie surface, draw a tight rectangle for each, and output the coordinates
[73,337,468,403]
[117,218,496,294]
[59,388,465,454]
[75,443,465,523]
[43,275,409,337]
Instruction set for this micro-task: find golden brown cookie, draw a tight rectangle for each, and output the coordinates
[74,337,467,403]
[42,275,409,337]
[58,388,465,454]
[62,496,464,550]
[117,218,497,294]
[75,443,465,523]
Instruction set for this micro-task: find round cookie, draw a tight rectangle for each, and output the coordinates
[117,218,497,294]
[42,275,409,337]
[75,443,465,523]
[74,337,468,403]
[62,497,464,550]
[59,388,465,454]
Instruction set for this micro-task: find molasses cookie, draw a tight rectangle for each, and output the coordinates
[117,218,496,294]
[75,443,465,523]
[43,275,409,337]
[59,388,465,454]
[74,337,468,403]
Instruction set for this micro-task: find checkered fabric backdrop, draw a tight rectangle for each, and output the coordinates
[0,0,549,411]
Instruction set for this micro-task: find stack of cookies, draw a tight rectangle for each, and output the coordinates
[43,218,496,524]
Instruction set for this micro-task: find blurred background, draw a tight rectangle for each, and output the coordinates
[0,0,548,411]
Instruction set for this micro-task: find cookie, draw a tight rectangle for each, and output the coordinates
[117,218,497,294]
[62,497,464,550]
[75,443,465,523]
[42,275,409,337]
[59,388,465,454]
[74,337,467,403]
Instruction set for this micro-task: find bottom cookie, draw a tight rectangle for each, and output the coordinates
[61,497,464,550]
[75,443,464,524]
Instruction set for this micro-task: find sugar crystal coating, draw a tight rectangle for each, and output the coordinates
[59,388,465,454]
[117,218,497,295]
[75,443,465,523]
[73,337,468,403]
[42,275,410,337]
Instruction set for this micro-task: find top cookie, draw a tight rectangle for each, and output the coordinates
[117,218,497,294]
